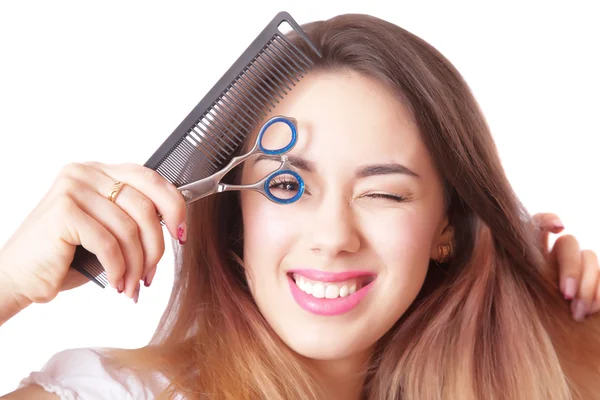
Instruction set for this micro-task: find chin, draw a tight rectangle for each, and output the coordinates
[287,332,371,361]
[254,300,386,363]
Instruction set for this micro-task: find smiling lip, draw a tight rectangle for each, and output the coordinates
[287,269,376,282]
[287,269,376,316]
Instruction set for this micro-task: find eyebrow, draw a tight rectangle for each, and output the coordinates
[253,154,419,178]
[254,154,315,171]
[356,163,420,179]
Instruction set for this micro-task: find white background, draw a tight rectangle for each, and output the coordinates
[0,0,598,394]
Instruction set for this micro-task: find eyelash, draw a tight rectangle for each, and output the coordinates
[365,193,407,202]
[268,177,300,192]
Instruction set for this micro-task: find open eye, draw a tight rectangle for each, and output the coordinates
[268,176,300,193]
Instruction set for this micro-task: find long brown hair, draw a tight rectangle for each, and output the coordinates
[108,14,600,399]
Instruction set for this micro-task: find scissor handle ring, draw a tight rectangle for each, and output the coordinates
[263,169,305,204]
[257,116,297,155]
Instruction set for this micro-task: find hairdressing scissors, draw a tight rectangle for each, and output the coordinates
[176,115,305,205]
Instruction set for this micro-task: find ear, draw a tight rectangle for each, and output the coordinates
[430,216,455,261]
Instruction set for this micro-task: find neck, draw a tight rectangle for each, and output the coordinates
[303,348,372,400]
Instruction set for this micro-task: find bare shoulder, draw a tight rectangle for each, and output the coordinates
[0,384,59,399]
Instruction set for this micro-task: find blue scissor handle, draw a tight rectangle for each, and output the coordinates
[257,116,297,155]
[263,169,305,204]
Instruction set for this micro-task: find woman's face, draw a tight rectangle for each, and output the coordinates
[240,70,449,362]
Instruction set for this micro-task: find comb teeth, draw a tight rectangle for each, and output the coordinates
[72,246,110,287]
[159,33,315,187]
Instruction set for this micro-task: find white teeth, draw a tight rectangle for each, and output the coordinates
[339,285,349,297]
[304,280,313,295]
[312,283,325,298]
[349,283,357,294]
[292,273,362,299]
[325,285,339,299]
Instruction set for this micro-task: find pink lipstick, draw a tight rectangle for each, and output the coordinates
[288,269,376,316]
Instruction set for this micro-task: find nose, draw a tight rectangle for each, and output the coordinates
[307,192,361,258]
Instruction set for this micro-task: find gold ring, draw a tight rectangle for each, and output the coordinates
[108,181,125,203]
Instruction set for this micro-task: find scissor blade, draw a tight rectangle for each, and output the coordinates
[177,176,219,204]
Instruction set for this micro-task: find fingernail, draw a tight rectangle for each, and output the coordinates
[144,266,157,287]
[178,222,187,245]
[572,299,589,322]
[552,219,565,231]
[133,282,140,304]
[563,277,577,300]
[117,278,125,294]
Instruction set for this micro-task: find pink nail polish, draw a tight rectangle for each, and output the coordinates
[178,223,187,244]
[117,278,125,294]
[552,220,565,231]
[144,267,157,287]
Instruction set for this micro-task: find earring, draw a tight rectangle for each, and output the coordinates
[437,242,454,263]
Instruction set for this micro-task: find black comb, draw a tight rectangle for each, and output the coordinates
[71,11,321,288]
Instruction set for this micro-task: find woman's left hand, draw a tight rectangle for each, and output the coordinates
[535,212,600,321]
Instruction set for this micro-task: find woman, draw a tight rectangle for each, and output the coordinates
[1,13,599,400]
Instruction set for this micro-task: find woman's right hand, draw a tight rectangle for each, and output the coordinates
[0,162,187,308]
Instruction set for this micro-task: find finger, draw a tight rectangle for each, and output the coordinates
[96,162,187,243]
[532,212,565,253]
[572,250,599,321]
[66,163,166,283]
[81,166,165,285]
[553,234,581,300]
[532,212,564,231]
[112,185,165,284]
[585,251,600,315]
[69,184,144,298]
[58,197,126,291]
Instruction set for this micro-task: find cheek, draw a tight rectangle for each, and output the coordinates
[240,191,294,276]
[361,205,440,289]
[365,205,438,251]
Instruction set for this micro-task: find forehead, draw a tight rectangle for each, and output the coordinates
[259,70,425,165]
